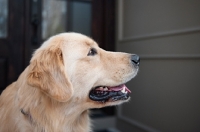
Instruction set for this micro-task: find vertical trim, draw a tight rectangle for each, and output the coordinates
[117,0,123,40]
[92,0,104,47]
[92,0,115,51]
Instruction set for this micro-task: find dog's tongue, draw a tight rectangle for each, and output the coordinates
[108,84,131,93]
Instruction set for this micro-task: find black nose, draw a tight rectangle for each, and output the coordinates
[131,54,140,66]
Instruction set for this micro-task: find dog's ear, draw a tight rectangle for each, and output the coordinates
[27,46,73,102]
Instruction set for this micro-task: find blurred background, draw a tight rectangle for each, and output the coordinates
[0,0,200,131]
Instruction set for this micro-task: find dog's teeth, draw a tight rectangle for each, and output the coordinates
[121,87,125,93]
[104,87,108,91]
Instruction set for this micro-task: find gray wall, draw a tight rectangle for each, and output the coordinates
[116,0,200,132]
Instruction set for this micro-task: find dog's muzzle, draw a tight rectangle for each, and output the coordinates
[89,54,140,103]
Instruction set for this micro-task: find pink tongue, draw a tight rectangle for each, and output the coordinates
[108,84,131,93]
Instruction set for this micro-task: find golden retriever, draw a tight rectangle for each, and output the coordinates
[0,33,139,132]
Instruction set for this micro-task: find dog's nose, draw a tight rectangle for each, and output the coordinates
[131,54,140,66]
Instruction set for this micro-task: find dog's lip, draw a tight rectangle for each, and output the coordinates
[89,84,131,102]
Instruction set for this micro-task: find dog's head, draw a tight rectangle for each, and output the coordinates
[27,33,139,108]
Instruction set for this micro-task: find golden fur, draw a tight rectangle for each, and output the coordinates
[0,33,138,132]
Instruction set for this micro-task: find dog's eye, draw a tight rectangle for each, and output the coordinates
[87,48,97,56]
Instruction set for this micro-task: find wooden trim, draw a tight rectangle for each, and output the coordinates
[92,0,104,47]
[104,0,116,51]
[92,0,115,51]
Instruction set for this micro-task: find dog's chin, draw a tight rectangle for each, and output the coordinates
[89,84,131,103]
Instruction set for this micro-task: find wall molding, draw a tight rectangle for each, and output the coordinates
[119,27,200,42]
[139,54,200,59]
[117,106,160,132]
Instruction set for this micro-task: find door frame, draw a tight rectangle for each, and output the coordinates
[92,0,116,51]
[0,0,25,93]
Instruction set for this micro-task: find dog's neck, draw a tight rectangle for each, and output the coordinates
[18,87,91,132]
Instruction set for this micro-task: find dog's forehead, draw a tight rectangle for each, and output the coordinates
[68,34,97,46]
[63,33,98,49]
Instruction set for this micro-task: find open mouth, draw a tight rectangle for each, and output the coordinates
[89,84,131,102]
